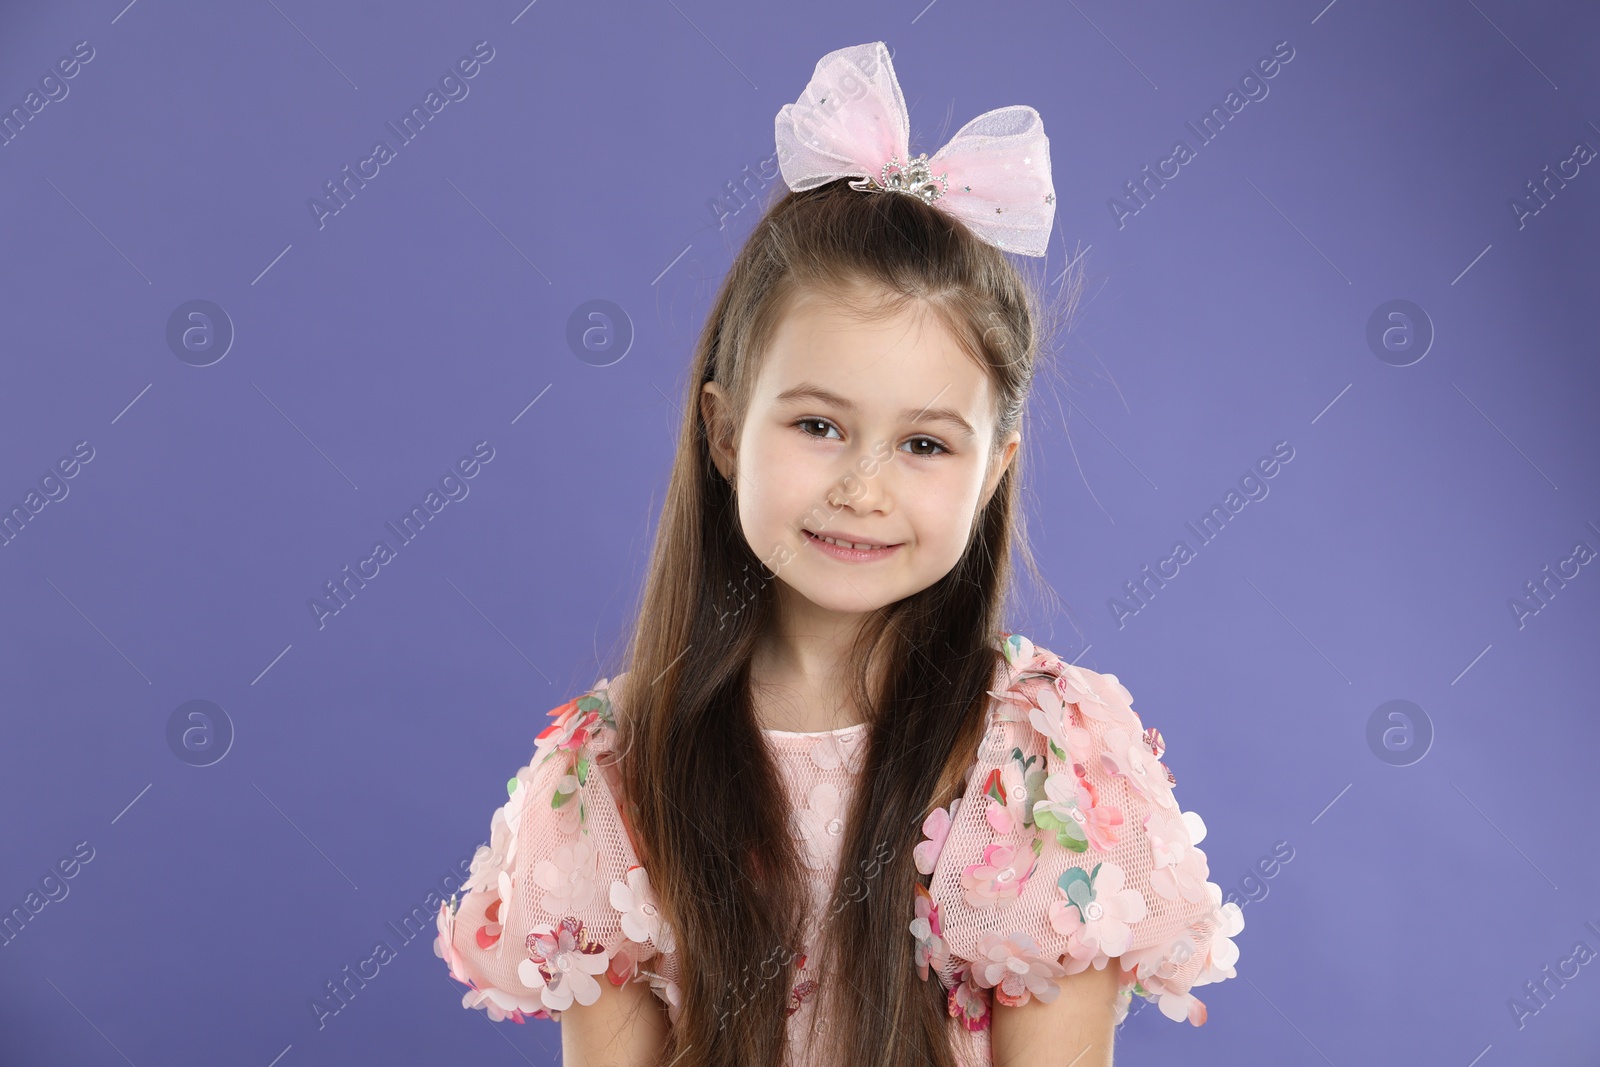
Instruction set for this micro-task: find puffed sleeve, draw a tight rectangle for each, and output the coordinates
[916,635,1243,1031]
[434,674,682,1023]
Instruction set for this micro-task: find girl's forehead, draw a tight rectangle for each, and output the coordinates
[756,296,989,406]
[775,281,931,334]
[764,299,972,382]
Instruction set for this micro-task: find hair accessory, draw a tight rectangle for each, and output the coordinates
[774,41,1056,257]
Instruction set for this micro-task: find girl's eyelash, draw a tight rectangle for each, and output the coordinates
[793,417,951,456]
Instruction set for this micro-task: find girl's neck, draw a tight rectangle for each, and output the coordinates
[748,589,885,733]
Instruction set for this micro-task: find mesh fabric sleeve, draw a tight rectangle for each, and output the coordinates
[434,677,681,1022]
[917,635,1243,1030]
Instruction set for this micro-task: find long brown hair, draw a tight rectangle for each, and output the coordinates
[610,178,1083,1066]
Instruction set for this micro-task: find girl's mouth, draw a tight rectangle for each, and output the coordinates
[802,528,903,562]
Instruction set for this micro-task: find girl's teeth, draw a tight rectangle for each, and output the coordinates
[820,534,876,550]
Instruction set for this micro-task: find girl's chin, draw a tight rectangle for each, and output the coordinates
[784,576,919,617]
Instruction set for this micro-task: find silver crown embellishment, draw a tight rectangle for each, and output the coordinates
[848,152,950,204]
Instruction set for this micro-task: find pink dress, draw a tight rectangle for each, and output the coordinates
[435,633,1244,1063]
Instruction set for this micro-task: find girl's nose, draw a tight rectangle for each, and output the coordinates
[834,453,892,513]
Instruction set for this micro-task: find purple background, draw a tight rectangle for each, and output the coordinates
[2,0,1597,1064]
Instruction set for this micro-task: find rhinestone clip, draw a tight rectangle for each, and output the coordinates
[848,152,950,205]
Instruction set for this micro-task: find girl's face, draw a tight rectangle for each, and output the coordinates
[701,281,1020,619]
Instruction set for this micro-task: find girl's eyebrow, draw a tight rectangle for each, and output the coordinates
[771,383,977,440]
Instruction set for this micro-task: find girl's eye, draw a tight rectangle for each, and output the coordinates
[900,436,949,458]
[796,417,841,440]
[794,418,949,457]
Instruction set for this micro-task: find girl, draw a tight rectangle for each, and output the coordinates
[436,41,1243,1067]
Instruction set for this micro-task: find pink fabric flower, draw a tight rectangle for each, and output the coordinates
[1032,769,1123,853]
[547,767,583,837]
[1056,666,1141,727]
[1087,670,1137,712]
[642,968,683,1024]
[609,864,676,952]
[437,894,550,1022]
[532,835,600,913]
[980,767,1011,835]
[434,898,477,989]
[1125,963,1211,1027]
[909,883,949,981]
[1027,687,1095,766]
[520,916,610,1012]
[1027,688,1069,750]
[482,871,513,950]
[792,781,845,870]
[1100,726,1177,809]
[1119,924,1222,1025]
[1161,991,1209,1025]
[914,798,960,875]
[808,729,866,773]
[1193,882,1245,985]
[606,941,638,984]
[457,963,547,1021]
[946,965,991,1031]
[969,931,1068,1007]
[1144,808,1210,903]
[470,775,535,894]
[999,632,1035,667]
[986,762,1029,834]
[1120,929,1201,990]
[960,841,1038,907]
[1048,861,1149,960]
[535,696,601,755]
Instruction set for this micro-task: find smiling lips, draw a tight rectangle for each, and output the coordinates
[803,528,902,561]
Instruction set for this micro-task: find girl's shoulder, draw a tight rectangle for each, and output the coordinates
[435,670,681,1025]
[531,670,627,762]
[914,632,1244,1031]
[974,633,1153,772]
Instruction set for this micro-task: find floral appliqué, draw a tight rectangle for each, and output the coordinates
[909,883,949,980]
[959,839,1041,907]
[1032,767,1123,853]
[792,781,845,870]
[914,798,961,875]
[1048,861,1149,963]
[946,964,991,1032]
[435,890,552,1023]
[610,864,676,952]
[787,951,819,1018]
[1101,725,1177,810]
[520,916,610,1012]
[1143,807,1211,903]
[969,930,1069,1007]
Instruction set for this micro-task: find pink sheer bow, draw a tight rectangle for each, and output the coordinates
[774,41,1057,257]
